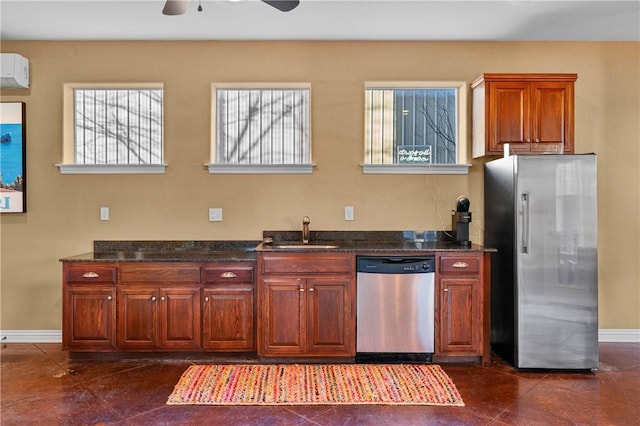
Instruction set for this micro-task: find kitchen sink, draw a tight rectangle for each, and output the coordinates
[258,242,340,250]
[274,243,338,250]
[274,244,339,249]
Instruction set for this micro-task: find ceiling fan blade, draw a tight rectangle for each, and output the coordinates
[261,1,300,12]
[162,0,190,16]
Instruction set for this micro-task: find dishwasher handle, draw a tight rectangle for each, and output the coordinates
[380,258,425,264]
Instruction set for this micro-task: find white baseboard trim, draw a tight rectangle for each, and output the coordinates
[1,330,62,343]
[1,329,639,344]
[598,329,640,343]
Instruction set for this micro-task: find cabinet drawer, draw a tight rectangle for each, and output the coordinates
[261,254,353,274]
[119,263,201,284]
[439,255,481,274]
[204,265,254,284]
[65,264,117,284]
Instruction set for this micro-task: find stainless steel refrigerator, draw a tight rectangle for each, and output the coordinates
[485,154,598,369]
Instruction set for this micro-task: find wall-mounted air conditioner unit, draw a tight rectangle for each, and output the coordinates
[1,53,29,89]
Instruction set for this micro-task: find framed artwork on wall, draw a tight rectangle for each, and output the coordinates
[0,102,26,213]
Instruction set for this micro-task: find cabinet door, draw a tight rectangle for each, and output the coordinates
[488,81,530,152]
[159,287,201,349]
[259,277,305,355]
[203,285,255,351]
[438,277,481,355]
[530,81,574,152]
[306,278,355,356]
[63,286,116,350]
[117,287,158,349]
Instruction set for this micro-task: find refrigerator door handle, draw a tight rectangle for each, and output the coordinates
[521,193,529,254]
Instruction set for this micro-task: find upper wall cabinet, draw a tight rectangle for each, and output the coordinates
[471,73,577,158]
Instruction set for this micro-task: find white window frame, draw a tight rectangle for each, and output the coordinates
[206,83,314,174]
[362,81,470,175]
[57,83,167,175]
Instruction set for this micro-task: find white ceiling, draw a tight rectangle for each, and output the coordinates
[1,0,639,42]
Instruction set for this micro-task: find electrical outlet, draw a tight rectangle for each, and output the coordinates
[344,206,355,221]
[100,207,109,221]
[209,208,223,222]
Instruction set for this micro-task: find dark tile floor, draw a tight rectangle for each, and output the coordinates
[1,343,638,425]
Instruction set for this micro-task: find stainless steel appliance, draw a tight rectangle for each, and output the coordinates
[356,256,435,362]
[485,154,598,369]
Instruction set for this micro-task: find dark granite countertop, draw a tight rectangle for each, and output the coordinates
[60,232,495,263]
[258,231,495,253]
[60,250,258,263]
[60,240,260,263]
[255,240,491,253]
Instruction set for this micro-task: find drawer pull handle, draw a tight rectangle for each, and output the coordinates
[151,296,156,301]
[443,288,449,292]
[452,262,469,268]
[82,272,100,278]
[204,297,209,302]
[106,296,113,300]
[308,288,314,292]
[220,271,237,278]
[299,288,305,292]
[161,296,166,301]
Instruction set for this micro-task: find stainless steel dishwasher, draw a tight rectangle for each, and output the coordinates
[356,256,435,363]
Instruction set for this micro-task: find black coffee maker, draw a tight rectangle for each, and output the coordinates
[451,196,472,246]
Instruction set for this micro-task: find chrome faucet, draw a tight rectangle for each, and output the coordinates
[302,216,310,244]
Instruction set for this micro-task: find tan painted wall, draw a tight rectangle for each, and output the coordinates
[0,41,638,331]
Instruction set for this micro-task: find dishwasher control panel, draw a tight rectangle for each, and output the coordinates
[357,256,435,274]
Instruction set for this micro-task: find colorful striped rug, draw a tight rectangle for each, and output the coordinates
[166,364,464,406]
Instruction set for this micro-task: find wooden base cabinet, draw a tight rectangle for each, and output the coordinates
[257,253,355,358]
[260,277,306,354]
[435,252,491,364]
[162,288,202,348]
[307,278,351,353]
[118,263,202,350]
[117,286,201,350]
[63,263,117,351]
[472,73,577,158]
[117,286,158,349]
[62,261,255,354]
[202,263,255,351]
[63,285,116,350]
[63,251,493,365]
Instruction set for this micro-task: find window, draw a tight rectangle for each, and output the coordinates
[57,83,166,174]
[207,83,313,174]
[363,82,469,174]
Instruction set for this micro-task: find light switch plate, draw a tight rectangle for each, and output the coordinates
[344,206,355,221]
[209,208,223,222]
[100,207,109,221]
